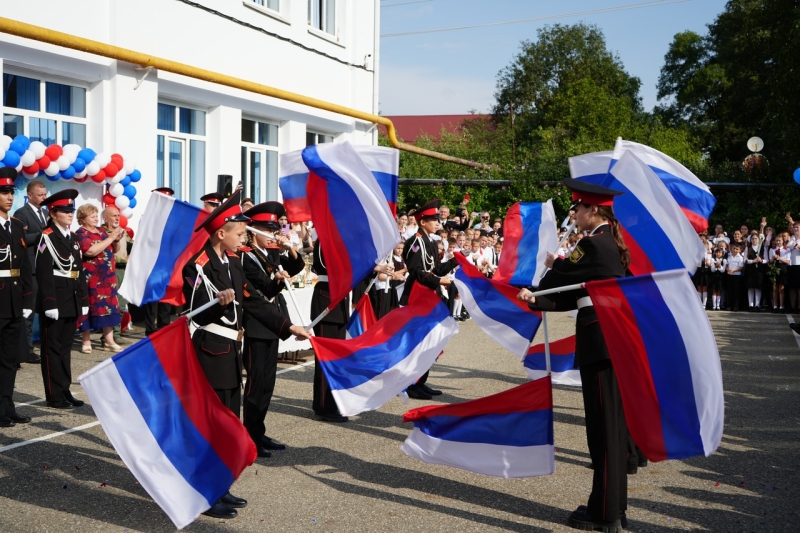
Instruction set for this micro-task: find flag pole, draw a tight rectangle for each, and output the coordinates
[306,308,330,332]
[185,296,226,320]
[530,282,585,298]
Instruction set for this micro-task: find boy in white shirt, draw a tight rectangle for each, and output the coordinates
[726,243,745,311]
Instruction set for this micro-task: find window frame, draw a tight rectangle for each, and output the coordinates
[308,0,337,37]
[240,116,281,203]
[243,0,290,24]
[156,99,208,204]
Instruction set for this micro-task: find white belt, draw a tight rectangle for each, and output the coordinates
[53,270,80,279]
[201,322,244,342]
[577,296,593,309]
[0,269,20,278]
[316,275,328,282]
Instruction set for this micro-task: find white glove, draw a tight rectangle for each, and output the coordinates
[23,309,32,319]
[45,309,59,320]
[82,307,89,316]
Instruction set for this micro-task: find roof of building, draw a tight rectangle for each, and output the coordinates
[380,114,488,141]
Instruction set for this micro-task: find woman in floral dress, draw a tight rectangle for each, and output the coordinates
[76,204,125,353]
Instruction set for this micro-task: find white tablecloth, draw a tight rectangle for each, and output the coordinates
[278,285,314,353]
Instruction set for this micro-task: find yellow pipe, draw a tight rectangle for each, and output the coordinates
[0,16,490,170]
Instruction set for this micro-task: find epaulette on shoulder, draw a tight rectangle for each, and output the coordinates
[239,245,253,253]
[195,250,209,266]
[10,216,23,225]
[43,228,53,235]
[226,249,238,257]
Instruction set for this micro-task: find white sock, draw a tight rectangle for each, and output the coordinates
[453,299,462,317]
[714,295,720,308]
[755,289,761,306]
[701,291,707,306]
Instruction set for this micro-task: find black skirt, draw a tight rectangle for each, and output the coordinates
[788,265,800,289]
[710,271,726,292]
[774,263,788,285]
[745,263,764,289]
[692,266,709,287]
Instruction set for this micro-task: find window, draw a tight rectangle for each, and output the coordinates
[157,102,207,204]
[241,118,279,203]
[306,131,334,146]
[308,0,335,35]
[251,0,279,10]
[2,73,88,146]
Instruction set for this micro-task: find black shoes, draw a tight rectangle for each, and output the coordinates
[419,384,442,396]
[406,386,432,400]
[25,354,41,364]
[220,492,247,508]
[0,416,15,428]
[202,501,237,519]
[315,413,349,423]
[65,393,84,407]
[255,446,272,458]
[46,400,74,410]
[262,436,286,451]
[569,507,623,532]
[575,506,627,530]
[9,413,31,424]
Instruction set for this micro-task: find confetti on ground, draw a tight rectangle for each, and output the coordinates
[100,482,107,488]
[43,465,49,470]
[62,484,68,489]
[74,466,80,471]
[715,482,721,487]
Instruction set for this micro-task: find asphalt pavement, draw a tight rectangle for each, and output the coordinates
[0,309,797,532]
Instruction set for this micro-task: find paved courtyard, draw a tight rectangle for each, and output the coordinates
[0,310,797,532]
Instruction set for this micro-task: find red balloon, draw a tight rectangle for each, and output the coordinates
[45,144,62,161]
[103,163,119,178]
[73,175,88,183]
[119,215,128,228]
[125,227,134,239]
[91,170,107,183]
[103,193,116,206]
[37,155,51,170]
[111,153,124,167]
[23,162,39,175]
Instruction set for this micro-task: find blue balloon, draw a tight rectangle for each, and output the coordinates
[129,198,137,209]
[62,166,76,179]
[8,140,25,156]
[13,135,31,150]
[120,175,131,187]
[794,168,800,185]
[78,148,96,164]
[2,151,21,168]
[123,184,137,198]
[129,169,141,182]
[73,157,86,173]
[45,172,60,182]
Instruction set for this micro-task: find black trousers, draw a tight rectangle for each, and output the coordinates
[215,386,241,419]
[0,317,22,417]
[40,314,75,403]
[20,276,37,361]
[143,302,172,335]
[580,359,628,522]
[726,275,743,310]
[242,337,279,444]
[312,322,345,416]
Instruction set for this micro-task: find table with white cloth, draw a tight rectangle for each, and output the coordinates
[278,285,314,354]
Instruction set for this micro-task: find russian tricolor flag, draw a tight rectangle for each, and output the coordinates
[302,142,401,308]
[310,287,458,417]
[494,200,557,287]
[524,335,581,386]
[79,318,256,529]
[401,376,554,478]
[345,293,377,339]
[585,269,724,461]
[453,253,541,357]
[613,138,715,233]
[118,192,208,306]
[280,145,399,222]
[570,150,706,276]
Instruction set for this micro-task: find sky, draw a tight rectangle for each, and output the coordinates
[378,0,730,116]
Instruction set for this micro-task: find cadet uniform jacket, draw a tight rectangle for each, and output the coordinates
[399,231,457,306]
[240,244,305,341]
[310,241,349,325]
[0,216,34,318]
[182,242,292,389]
[35,225,87,317]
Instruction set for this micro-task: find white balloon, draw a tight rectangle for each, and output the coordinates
[0,149,5,162]
[0,136,11,151]
[23,172,37,180]
[108,174,124,185]
[114,195,130,210]
[95,152,111,168]
[122,159,136,175]
[63,144,81,163]
[45,162,60,177]
[21,150,36,167]
[109,183,125,197]
[77,169,88,179]
[121,207,134,218]
[86,161,100,176]
[15,162,23,172]
[56,155,70,171]
[29,141,46,159]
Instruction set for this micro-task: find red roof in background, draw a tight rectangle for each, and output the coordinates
[381,114,488,141]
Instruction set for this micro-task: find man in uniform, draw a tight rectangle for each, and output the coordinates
[183,191,309,520]
[36,189,88,410]
[0,168,34,426]
[142,188,175,334]
[240,201,306,455]
[201,192,224,212]
[400,199,458,400]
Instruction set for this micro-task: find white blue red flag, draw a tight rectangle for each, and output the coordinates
[524,335,581,386]
[401,376,554,478]
[345,293,377,339]
[494,200,557,287]
[302,142,401,308]
[570,150,706,276]
[280,145,399,222]
[613,138,715,233]
[78,318,256,529]
[453,253,541,357]
[119,192,208,306]
[585,269,724,461]
[310,287,458,417]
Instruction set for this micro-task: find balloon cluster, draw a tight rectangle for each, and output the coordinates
[0,134,141,218]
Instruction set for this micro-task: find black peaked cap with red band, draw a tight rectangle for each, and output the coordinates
[0,166,17,192]
[41,189,79,213]
[152,187,175,196]
[201,192,224,206]
[412,198,441,221]
[195,189,249,234]
[243,201,285,230]
[563,178,623,207]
